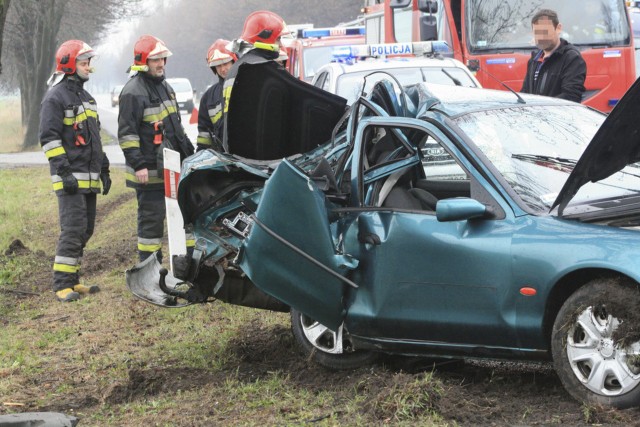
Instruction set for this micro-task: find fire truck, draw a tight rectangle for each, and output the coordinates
[362,0,636,112]
[283,26,366,82]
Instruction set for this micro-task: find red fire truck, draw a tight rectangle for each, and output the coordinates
[363,0,636,112]
[283,26,366,82]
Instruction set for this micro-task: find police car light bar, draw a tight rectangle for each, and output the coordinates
[299,26,366,39]
[332,41,451,63]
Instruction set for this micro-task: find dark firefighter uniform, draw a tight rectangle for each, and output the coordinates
[118,72,195,261]
[196,78,224,152]
[39,75,110,292]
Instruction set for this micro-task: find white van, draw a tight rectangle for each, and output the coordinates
[166,77,195,112]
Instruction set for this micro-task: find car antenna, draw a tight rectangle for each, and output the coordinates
[441,68,461,86]
[478,66,526,104]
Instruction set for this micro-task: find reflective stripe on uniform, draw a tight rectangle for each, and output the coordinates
[197,131,212,145]
[125,166,164,185]
[42,139,66,159]
[51,172,101,191]
[119,134,141,149]
[222,78,234,113]
[138,237,162,252]
[62,103,98,125]
[208,105,222,125]
[142,100,178,123]
[185,232,195,248]
[53,255,80,273]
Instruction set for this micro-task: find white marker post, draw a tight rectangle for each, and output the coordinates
[163,148,186,273]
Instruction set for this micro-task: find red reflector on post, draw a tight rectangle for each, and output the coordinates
[520,287,537,296]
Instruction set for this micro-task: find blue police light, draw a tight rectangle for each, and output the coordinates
[300,26,365,39]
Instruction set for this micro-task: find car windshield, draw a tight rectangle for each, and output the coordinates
[466,0,630,52]
[453,105,640,213]
[168,80,191,92]
[337,66,477,104]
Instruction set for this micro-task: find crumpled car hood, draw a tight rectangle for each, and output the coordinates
[552,78,640,215]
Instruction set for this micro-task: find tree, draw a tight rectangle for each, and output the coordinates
[3,0,143,149]
[0,0,11,74]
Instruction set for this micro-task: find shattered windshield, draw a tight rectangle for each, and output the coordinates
[453,105,640,213]
[466,0,630,52]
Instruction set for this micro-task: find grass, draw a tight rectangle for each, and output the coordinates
[0,166,635,426]
[0,166,454,426]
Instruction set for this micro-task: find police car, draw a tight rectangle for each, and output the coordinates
[311,41,481,105]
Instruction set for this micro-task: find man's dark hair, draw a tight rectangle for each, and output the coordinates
[531,9,559,27]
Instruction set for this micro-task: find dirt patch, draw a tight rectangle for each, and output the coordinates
[103,367,218,405]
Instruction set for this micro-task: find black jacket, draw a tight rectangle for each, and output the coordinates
[118,72,194,190]
[520,39,586,103]
[40,76,109,195]
[196,75,224,152]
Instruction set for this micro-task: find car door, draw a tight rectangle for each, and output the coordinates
[238,159,359,330]
[340,118,518,347]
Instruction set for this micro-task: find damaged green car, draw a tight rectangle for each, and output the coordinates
[128,61,640,408]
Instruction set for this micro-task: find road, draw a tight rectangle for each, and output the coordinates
[0,93,198,169]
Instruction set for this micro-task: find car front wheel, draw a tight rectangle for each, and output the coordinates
[290,308,377,370]
[552,278,640,408]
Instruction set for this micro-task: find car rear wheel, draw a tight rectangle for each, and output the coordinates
[290,308,377,370]
[552,278,640,408]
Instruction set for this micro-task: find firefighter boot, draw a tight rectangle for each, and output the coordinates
[73,284,100,295]
[56,288,81,302]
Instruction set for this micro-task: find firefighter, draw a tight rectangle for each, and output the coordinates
[118,35,195,263]
[222,10,287,153]
[196,39,237,152]
[40,40,111,302]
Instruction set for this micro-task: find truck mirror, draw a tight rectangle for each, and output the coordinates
[418,0,438,13]
[390,0,412,8]
[419,15,438,41]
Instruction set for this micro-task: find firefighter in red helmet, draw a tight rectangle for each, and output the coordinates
[196,39,237,152]
[222,10,288,153]
[118,35,195,263]
[39,40,110,302]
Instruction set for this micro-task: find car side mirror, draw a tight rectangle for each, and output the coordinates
[390,0,412,8]
[436,198,487,222]
[418,0,438,13]
[419,15,438,41]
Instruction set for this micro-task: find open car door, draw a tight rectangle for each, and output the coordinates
[238,160,358,330]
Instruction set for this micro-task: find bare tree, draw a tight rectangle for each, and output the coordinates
[3,0,142,149]
[0,0,11,74]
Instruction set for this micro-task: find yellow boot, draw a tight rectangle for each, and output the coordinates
[56,288,80,302]
[73,284,100,295]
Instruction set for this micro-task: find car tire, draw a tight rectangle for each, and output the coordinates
[184,99,194,112]
[551,278,640,409]
[290,308,377,370]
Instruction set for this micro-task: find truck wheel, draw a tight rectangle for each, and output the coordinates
[551,278,640,408]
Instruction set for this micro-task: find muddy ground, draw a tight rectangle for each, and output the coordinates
[2,196,640,425]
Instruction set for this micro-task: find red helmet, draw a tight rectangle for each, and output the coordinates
[240,10,286,51]
[55,40,95,74]
[133,35,172,65]
[207,39,237,67]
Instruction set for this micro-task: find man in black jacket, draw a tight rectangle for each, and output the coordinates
[520,9,586,103]
[40,40,110,302]
[118,35,194,263]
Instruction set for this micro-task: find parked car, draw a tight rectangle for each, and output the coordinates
[128,62,640,409]
[166,77,195,112]
[110,84,124,107]
[312,54,481,105]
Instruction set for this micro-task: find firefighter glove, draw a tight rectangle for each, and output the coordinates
[58,167,78,194]
[100,172,112,196]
